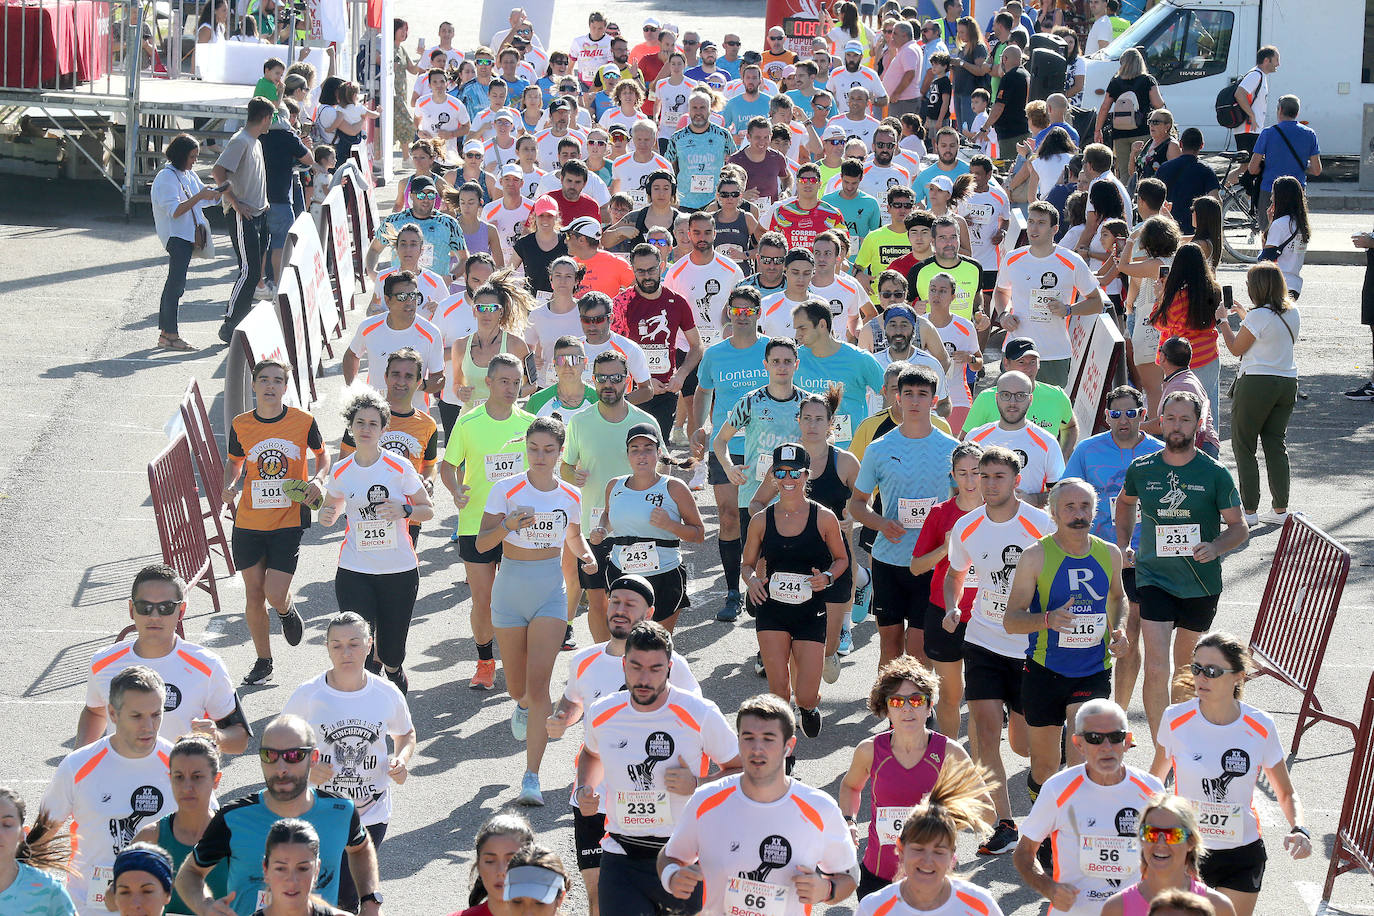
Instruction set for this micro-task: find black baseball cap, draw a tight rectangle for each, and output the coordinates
[771,442,809,470]
[1004,337,1041,361]
[626,422,661,446]
[410,175,435,191]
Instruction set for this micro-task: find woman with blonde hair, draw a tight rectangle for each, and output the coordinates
[1095,48,1165,182]
[1132,107,1181,183]
[452,271,536,411]
[1101,794,1236,916]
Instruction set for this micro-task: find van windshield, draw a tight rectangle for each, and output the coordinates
[1096,1,1176,60]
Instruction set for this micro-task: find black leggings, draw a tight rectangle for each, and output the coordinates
[437,399,461,440]
[335,567,420,669]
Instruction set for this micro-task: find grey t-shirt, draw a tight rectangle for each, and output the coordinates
[215,127,268,215]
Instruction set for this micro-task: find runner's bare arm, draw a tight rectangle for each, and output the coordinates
[341,349,361,386]
[1196,505,1248,563]
[1001,543,1061,634]
[345,834,383,914]
[664,479,706,543]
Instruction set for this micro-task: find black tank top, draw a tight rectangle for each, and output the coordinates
[806,446,851,520]
[763,502,831,582]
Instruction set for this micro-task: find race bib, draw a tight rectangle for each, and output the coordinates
[525,512,563,548]
[257,890,271,911]
[1193,801,1243,843]
[619,541,661,574]
[1078,835,1138,879]
[87,865,114,907]
[644,345,672,374]
[724,877,788,916]
[1109,494,1141,525]
[1155,523,1200,557]
[771,571,813,605]
[629,188,648,208]
[616,789,673,830]
[897,497,936,530]
[718,243,745,261]
[830,413,852,441]
[1059,613,1107,649]
[875,806,908,846]
[357,519,396,551]
[699,327,721,349]
[756,452,773,481]
[485,452,523,482]
[1029,288,1059,322]
[419,241,436,270]
[690,174,715,194]
[979,588,1008,623]
[251,478,290,509]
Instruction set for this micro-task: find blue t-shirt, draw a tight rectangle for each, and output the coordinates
[1034,121,1081,147]
[1153,154,1219,235]
[822,190,883,253]
[0,862,76,916]
[724,385,805,507]
[666,123,738,209]
[721,93,773,135]
[537,75,557,106]
[193,789,366,915]
[854,425,960,566]
[457,79,492,120]
[716,57,742,80]
[796,342,884,447]
[1253,121,1319,192]
[787,89,837,119]
[1062,430,1164,549]
[912,160,971,203]
[697,337,770,451]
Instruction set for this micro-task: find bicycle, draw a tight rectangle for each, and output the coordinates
[1219,150,1262,263]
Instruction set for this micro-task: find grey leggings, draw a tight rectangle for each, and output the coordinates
[1230,373,1298,512]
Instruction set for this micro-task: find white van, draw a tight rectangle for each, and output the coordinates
[1081,0,1374,155]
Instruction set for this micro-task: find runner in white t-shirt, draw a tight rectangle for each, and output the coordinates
[963,372,1065,505]
[663,214,746,352]
[484,165,537,268]
[925,272,986,435]
[611,123,675,209]
[283,612,417,828]
[659,694,858,916]
[344,273,446,411]
[810,231,868,340]
[570,15,614,85]
[959,157,1010,279]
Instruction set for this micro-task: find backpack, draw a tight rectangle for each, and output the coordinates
[1111,89,1142,132]
[1216,68,1260,129]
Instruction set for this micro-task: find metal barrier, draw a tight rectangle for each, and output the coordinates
[179,377,235,576]
[147,432,221,613]
[1323,669,1374,902]
[1247,512,1356,756]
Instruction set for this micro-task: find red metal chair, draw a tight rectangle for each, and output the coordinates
[148,433,221,614]
[1323,669,1374,902]
[179,378,236,577]
[1247,512,1356,755]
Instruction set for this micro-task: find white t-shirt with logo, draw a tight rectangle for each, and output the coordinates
[996,246,1099,361]
[655,78,701,139]
[345,313,446,410]
[810,273,868,334]
[570,32,614,83]
[283,671,414,826]
[483,472,583,550]
[414,95,471,157]
[85,637,240,744]
[612,152,675,209]
[855,878,1004,916]
[946,501,1055,658]
[759,291,811,339]
[959,184,1010,270]
[326,452,426,574]
[482,198,536,267]
[932,314,979,408]
[664,253,746,350]
[964,422,1065,496]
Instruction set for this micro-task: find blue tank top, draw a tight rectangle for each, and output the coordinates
[1028,534,1115,677]
[608,474,682,571]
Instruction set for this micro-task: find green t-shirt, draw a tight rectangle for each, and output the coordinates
[855,226,911,285]
[252,77,280,102]
[1123,450,1240,597]
[966,380,1074,438]
[563,402,656,529]
[526,384,597,422]
[443,405,535,535]
[911,255,983,321]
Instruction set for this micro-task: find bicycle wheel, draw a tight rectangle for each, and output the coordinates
[1221,185,1262,264]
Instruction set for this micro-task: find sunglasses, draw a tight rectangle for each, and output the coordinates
[889,201,914,209]
[684,39,699,46]
[1148,119,1170,125]
[464,152,483,159]
[413,190,438,200]
[132,599,180,617]
[1190,662,1241,679]
[1108,408,1145,419]
[588,139,607,146]
[727,306,760,317]
[1078,730,1128,745]
[725,40,741,46]
[886,694,931,709]
[553,354,585,366]
[475,302,503,313]
[1141,825,1191,845]
[772,467,805,479]
[594,373,625,383]
[259,746,313,764]
[643,26,658,33]
[798,176,820,184]
[394,291,425,302]
[826,138,845,145]
[581,313,610,324]
[875,141,896,149]
[648,238,671,246]
[759,256,784,265]
[879,290,906,299]
[475,58,493,65]
[718,190,741,198]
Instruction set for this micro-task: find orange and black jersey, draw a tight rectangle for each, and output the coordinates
[338,408,439,476]
[228,407,326,531]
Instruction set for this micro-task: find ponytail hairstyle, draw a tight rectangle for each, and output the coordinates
[897,755,997,850]
[468,813,536,906]
[1173,630,1255,700]
[169,732,223,779]
[471,268,534,333]
[798,383,844,422]
[0,787,73,876]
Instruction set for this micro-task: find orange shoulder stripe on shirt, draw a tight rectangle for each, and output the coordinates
[157,750,171,767]
[74,747,109,783]
[592,701,629,728]
[415,324,435,344]
[713,255,738,272]
[360,316,387,336]
[696,785,737,818]
[969,426,996,443]
[872,896,899,916]
[989,192,1006,206]
[1056,773,1085,807]
[954,890,990,915]
[1054,253,1076,270]
[1025,426,1053,452]
[668,703,702,733]
[331,456,356,479]
[958,514,986,542]
[1017,515,1044,538]
[1005,250,1028,265]
[1169,708,1198,730]
[558,484,582,504]
[666,260,689,281]
[380,453,407,474]
[176,650,212,678]
[91,645,132,675]
[505,479,529,499]
[1242,714,1269,739]
[576,650,604,680]
[790,794,825,832]
[1128,775,1156,797]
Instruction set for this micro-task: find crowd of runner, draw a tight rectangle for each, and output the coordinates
[9,2,1329,916]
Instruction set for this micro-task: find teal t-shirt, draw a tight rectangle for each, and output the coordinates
[724,385,805,507]
[912,160,971,203]
[854,424,960,566]
[0,862,76,916]
[564,402,657,529]
[722,93,773,134]
[697,337,770,451]
[796,342,885,447]
[822,190,883,257]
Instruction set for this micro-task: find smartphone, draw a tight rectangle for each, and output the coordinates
[1223,285,1233,310]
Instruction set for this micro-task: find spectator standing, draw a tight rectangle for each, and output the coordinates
[151,133,219,351]
[1233,46,1281,155]
[1150,243,1223,419]
[949,17,989,131]
[881,21,924,119]
[1346,227,1374,401]
[1246,94,1321,230]
[1219,263,1300,527]
[979,45,1029,150]
[1154,128,1219,237]
[1262,176,1312,297]
[1094,48,1164,184]
[214,96,274,343]
[1131,107,1180,184]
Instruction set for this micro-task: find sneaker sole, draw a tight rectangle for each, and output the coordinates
[517,793,545,806]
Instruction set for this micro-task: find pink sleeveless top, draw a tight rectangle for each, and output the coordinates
[1122,878,1212,916]
[863,730,948,879]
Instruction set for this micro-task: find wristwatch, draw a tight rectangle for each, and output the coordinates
[402,503,414,519]
[361,891,384,906]
[1290,825,1310,839]
[822,570,834,582]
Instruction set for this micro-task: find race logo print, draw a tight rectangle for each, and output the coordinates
[359,484,391,521]
[320,719,385,812]
[627,730,675,789]
[742,834,794,882]
[1202,748,1251,802]
[108,786,164,852]
[988,543,1024,593]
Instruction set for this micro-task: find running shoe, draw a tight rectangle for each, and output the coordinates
[716,591,742,622]
[1259,510,1290,526]
[254,282,274,301]
[278,608,305,647]
[511,704,530,741]
[822,653,841,684]
[469,658,497,690]
[670,425,687,447]
[562,624,577,651]
[688,463,708,491]
[450,522,461,543]
[837,625,854,656]
[385,666,409,696]
[517,771,545,806]
[978,819,1019,855]
[241,657,273,686]
[1244,512,1259,527]
[1344,381,1374,400]
[798,706,823,738]
[850,568,872,624]
[753,653,766,677]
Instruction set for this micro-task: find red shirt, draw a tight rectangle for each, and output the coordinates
[913,496,978,620]
[767,198,847,251]
[1152,289,1219,368]
[612,286,696,382]
[550,189,602,226]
